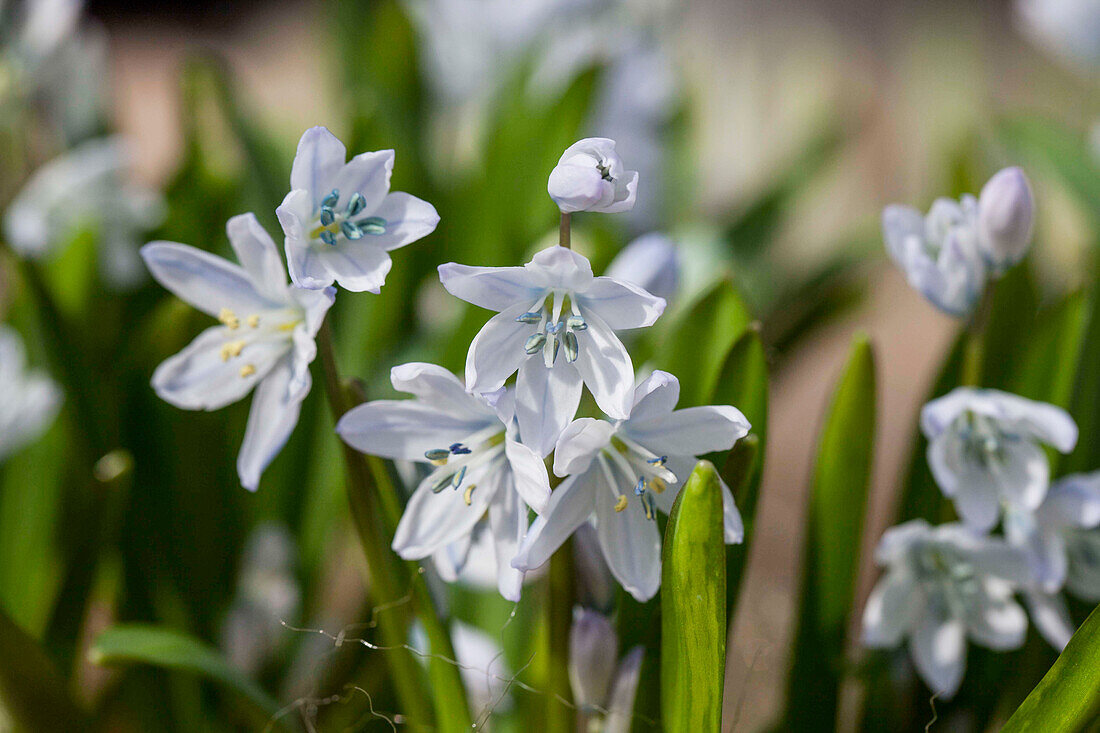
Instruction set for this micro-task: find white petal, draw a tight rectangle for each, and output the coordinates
[998,439,1052,512]
[862,570,922,647]
[525,246,594,291]
[237,355,308,491]
[292,286,336,338]
[578,276,666,330]
[465,303,533,392]
[290,127,347,209]
[392,462,501,559]
[332,150,394,214]
[389,362,492,420]
[141,242,274,318]
[568,609,618,707]
[151,326,287,411]
[603,647,645,733]
[277,190,333,290]
[599,170,638,213]
[553,418,614,477]
[504,437,551,514]
[720,478,745,544]
[874,519,933,566]
[314,242,393,294]
[1024,591,1074,652]
[512,471,598,571]
[1004,509,1067,593]
[908,609,966,699]
[965,582,1027,650]
[336,400,495,462]
[595,461,662,602]
[882,204,925,265]
[432,533,472,584]
[438,263,543,312]
[572,308,634,420]
[927,432,1001,532]
[1066,532,1100,602]
[1046,473,1100,528]
[488,479,528,601]
[515,356,583,457]
[628,370,680,423]
[548,164,609,213]
[922,388,1078,453]
[371,192,440,251]
[654,456,743,542]
[625,405,750,457]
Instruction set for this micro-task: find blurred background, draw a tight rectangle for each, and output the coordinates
[3,0,1100,730]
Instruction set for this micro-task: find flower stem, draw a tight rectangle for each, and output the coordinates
[559,213,571,249]
[546,540,576,732]
[316,319,472,731]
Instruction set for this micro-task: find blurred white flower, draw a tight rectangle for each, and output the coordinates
[276,127,439,293]
[921,388,1078,532]
[976,167,1035,275]
[604,232,680,304]
[862,520,1032,699]
[336,363,550,601]
[513,371,747,601]
[142,213,335,491]
[1017,0,1100,69]
[568,607,644,731]
[4,137,164,288]
[439,245,665,456]
[548,138,638,214]
[0,324,61,461]
[410,620,513,714]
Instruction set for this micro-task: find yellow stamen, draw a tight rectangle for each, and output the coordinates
[246,314,260,328]
[239,364,256,378]
[463,484,477,506]
[220,340,245,361]
[429,457,449,467]
[651,477,667,494]
[614,495,628,512]
[219,308,239,330]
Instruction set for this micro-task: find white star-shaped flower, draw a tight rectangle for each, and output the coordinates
[142,213,334,491]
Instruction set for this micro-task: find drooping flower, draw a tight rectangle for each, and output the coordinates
[276,126,439,292]
[438,245,666,456]
[569,607,644,732]
[512,371,748,601]
[921,388,1077,531]
[142,213,335,491]
[4,137,165,288]
[604,232,680,304]
[0,324,62,462]
[548,138,638,214]
[336,362,551,601]
[861,520,1032,698]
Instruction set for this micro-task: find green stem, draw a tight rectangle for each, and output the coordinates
[316,320,471,731]
[559,212,571,249]
[546,540,575,732]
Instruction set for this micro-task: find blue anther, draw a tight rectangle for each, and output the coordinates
[647,456,668,466]
[321,189,340,209]
[358,216,387,235]
[452,466,467,488]
[449,443,471,455]
[634,477,646,495]
[346,191,367,217]
[319,206,335,226]
[515,312,543,324]
[341,220,364,240]
[320,230,337,246]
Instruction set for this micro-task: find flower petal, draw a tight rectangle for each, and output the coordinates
[488,477,528,601]
[1004,508,1067,593]
[141,241,274,318]
[964,581,1027,650]
[315,242,393,293]
[290,127,347,209]
[928,432,1001,531]
[226,213,289,303]
[874,519,933,566]
[237,355,308,491]
[624,405,750,457]
[1024,591,1074,652]
[862,570,922,647]
[1045,472,1100,528]
[525,246,594,291]
[568,609,618,707]
[389,362,492,420]
[605,233,680,304]
[922,388,1078,452]
[336,399,495,462]
[595,459,662,602]
[505,437,551,514]
[515,356,584,457]
[578,275,666,330]
[600,169,638,213]
[277,190,333,290]
[908,609,966,699]
[465,303,533,392]
[392,462,501,559]
[653,455,743,542]
[332,149,394,214]
[1066,532,1100,602]
[512,470,598,572]
[572,308,634,420]
[371,192,440,251]
[553,418,615,477]
[628,370,680,422]
[882,204,925,265]
[603,647,645,733]
[548,164,608,213]
[438,263,543,312]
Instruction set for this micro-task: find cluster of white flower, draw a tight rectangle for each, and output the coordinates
[143,127,750,604]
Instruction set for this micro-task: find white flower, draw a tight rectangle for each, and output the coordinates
[569,607,644,732]
[604,232,680,304]
[142,213,335,492]
[512,371,748,601]
[439,245,666,456]
[921,388,1077,531]
[430,519,547,595]
[0,324,62,461]
[336,363,551,601]
[410,620,514,714]
[977,167,1035,274]
[276,127,439,293]
[861,520,1032,699]
[4,137,165,288]
[548,138,638,214]
[1017,0,1100,69]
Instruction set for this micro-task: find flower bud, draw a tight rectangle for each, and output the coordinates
[977,167,1034,274]
[548,137,638,214]
[605,233,680,304]
[569,607,619,709]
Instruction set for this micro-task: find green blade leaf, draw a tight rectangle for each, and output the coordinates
[1002,603,1100,732]
[0,604,88,731]
[661,460,726,732]
[89,624,287,731]
[782,333,876,731]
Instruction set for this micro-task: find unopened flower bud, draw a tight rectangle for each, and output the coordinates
[548,137,638,214]
[569,607,619,709]
[977,167,1034,274]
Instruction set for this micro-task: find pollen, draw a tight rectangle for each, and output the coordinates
[246,314,260,328]
[651,477,667,494]
[614,495,628,512]
[463,483,477,506]
[219,308,239,330]
[220,340,245,361]
[239,364,256,378]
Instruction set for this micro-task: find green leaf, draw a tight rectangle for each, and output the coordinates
[654,276,753,408]
[0,605,88,731]
[89,625,287,730]
[661,460,726,732]
[1065,281,1100,475]
[1002,603,1100,732]
[782,333,876,731]
[1010,290,1089,410]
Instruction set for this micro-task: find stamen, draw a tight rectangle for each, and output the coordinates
[320,230,337,246]
[566,314,587,331]
[357,216,387,235]
[515,312,543,324]
[431,473,453,493]
[634,477,646,496]
[640,490,657,521]
[321,189,340,209]
[463,484,477,506]
[452,466,467,489]
[219,308,239,330]
[319,206,336,226]
[246,314,260,328]
[563,331,579,362]
[647,456,668,467]
[341,220,364,240]
[220,340,245,361]
[614,495,628,512]
[346,192,366,217]
[425,448,450,466]
[525,333,547,354]
[239,364,256,378]
[449,443,471,455]
[651,477,667,494]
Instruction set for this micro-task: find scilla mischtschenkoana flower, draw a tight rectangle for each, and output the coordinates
[861,520,1033,699]
[0,324,62,462]
[882,167,1034,316]
[142,213,335,491]
[921,387,1077,532]
[512,370,748,601]
[438,245,666,457]
[336,362,551,601]
[547,137,638,214]
[277,126,440,292]
[569,607,644,732]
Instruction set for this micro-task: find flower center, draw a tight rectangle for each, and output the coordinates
[307,188,387,246]
[215,306,299,378]
[515,291,588,367]
[422,427,507,506]
[595,434,677,521]
[914,544,981,616]
[596,160,614,182]
[957,412,1020,467]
